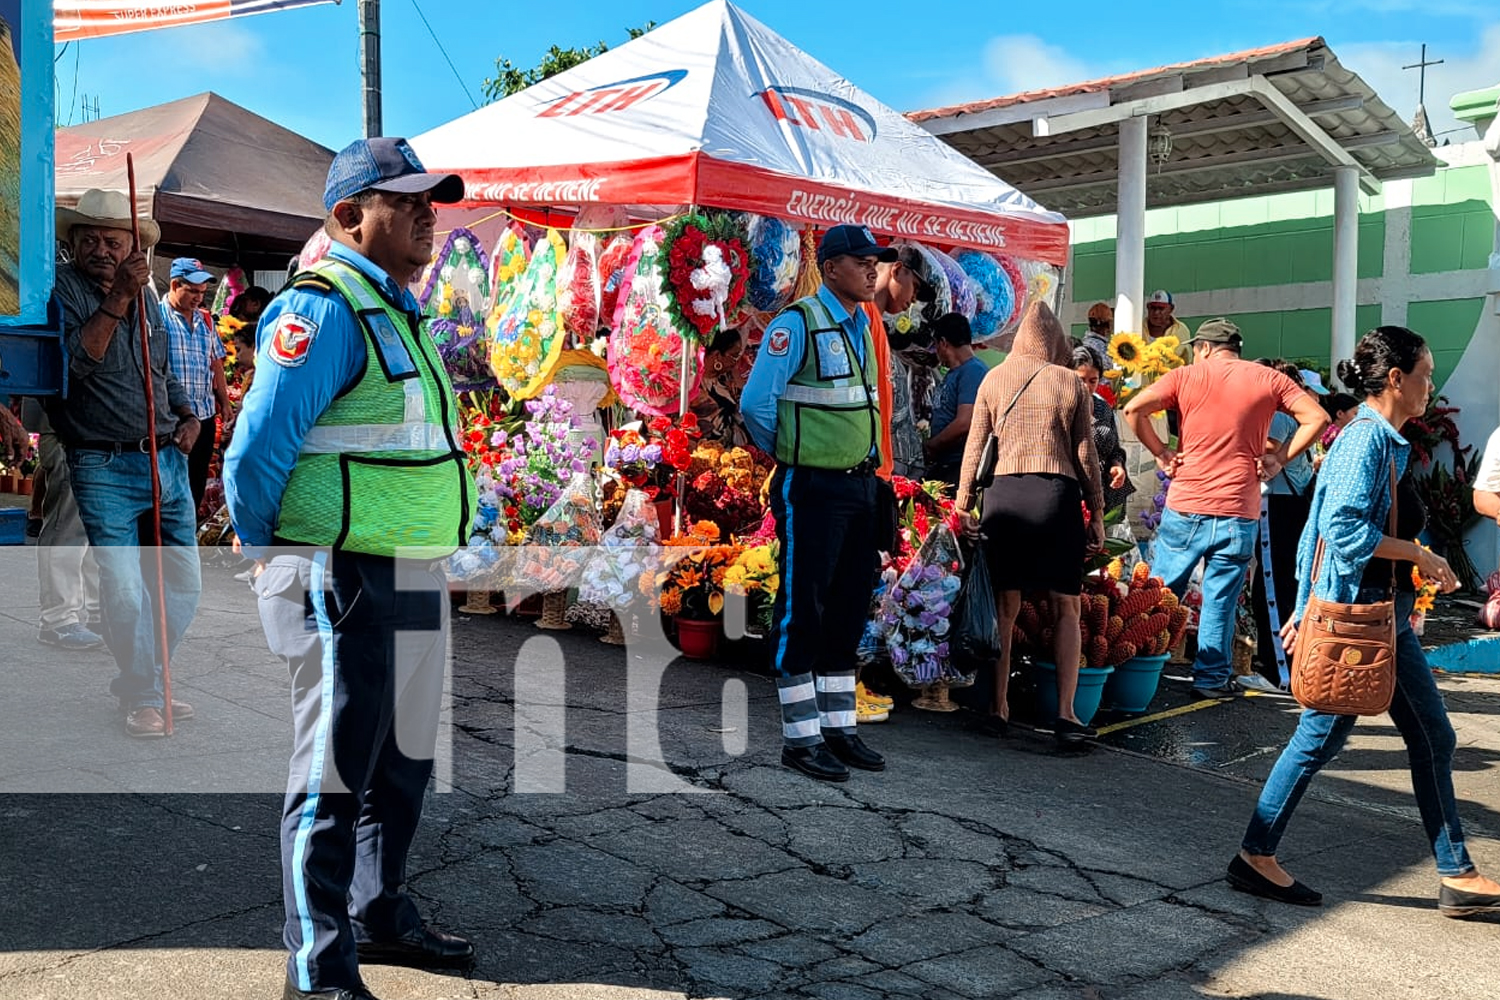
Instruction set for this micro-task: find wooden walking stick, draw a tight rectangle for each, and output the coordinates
[127,153,176,736]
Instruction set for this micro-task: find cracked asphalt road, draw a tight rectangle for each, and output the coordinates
[0,557,1497,1000]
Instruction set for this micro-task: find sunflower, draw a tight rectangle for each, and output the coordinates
[1109,333,1146,372]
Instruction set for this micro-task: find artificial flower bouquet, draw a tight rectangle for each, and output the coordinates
[517,471,603,594]
[651,519,743,621]
[682,441,773,537]
[877,521,965,687]
[485,386,595,543]
[724,541,780,636]
[581,489,663,610]
[1105,331,1186,406]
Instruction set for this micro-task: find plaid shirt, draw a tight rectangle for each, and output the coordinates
[159,302,225,419]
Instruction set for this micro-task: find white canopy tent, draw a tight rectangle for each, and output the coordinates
[411,0,1068,264]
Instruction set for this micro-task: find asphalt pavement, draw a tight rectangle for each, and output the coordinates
[0,546,1497,1000]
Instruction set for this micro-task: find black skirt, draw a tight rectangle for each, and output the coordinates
[979,473,1085,595]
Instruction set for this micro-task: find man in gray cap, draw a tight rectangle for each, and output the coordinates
[1124,319,1327,699]
[225,137,474,1000]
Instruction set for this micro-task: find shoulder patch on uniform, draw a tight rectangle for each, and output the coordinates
[766,328,791,357]
[269,313,319,368]
[291,275,334,292]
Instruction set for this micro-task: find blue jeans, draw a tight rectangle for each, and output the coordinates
[68,447,202,711]
[1150,508,1258,688]
[1242,592,1473,876]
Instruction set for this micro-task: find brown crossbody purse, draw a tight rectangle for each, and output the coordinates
[1289,456,1399,716]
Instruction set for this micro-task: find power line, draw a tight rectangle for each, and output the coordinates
[408,0,479,111]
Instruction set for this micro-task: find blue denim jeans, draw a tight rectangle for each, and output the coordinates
[68,447,202,711]
[1150,508,1258,688]
[1242,591,1473,876]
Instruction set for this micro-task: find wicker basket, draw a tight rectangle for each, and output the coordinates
[600,614,626,645]
[459,589,499,615]
[1231,633,1255,676]
[536,591,572,630]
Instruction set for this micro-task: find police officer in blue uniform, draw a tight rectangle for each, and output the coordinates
[225,138,475,1000]
[741,225,892,782]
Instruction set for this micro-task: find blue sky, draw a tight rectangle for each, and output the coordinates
[53,0,1500,151]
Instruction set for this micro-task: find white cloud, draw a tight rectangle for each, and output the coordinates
[914,33,1118,113]
[1338,23,1500,141]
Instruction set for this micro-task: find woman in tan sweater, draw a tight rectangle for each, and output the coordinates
[956,303,1105,746]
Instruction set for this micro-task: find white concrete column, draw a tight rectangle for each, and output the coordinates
[1331,165,1360,363]
[1114,116,1148,334]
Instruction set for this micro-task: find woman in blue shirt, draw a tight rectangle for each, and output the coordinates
[1229,326,1500,918]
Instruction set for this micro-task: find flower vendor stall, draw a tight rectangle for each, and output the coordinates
[412,0,1074,645]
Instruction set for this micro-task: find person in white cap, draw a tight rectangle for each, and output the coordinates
[1144,289,1189,344]
[51,188,202,738]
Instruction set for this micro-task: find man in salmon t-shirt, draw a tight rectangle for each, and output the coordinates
[1123,319,1328,699]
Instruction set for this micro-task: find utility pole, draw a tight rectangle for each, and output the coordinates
[359,0,382,138]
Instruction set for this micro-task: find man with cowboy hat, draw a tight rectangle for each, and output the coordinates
[51,188,203,738]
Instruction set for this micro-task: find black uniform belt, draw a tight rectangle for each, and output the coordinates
[844,457,878,475]
[72,434,174,454]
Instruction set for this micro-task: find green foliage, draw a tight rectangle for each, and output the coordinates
[481,24,655,103]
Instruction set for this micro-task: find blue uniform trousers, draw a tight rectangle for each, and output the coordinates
[769,465,880,747]
[254,550,448,993]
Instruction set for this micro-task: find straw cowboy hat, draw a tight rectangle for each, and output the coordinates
[56,189,160,249]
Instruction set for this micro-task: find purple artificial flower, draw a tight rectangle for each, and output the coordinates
[571,458,587,474]
[1153,491,1166,506]
[935,642,950,659]
[641,444,663,464]
[919,611,939,629]
[605,443,621,466]
[622,443,641,463]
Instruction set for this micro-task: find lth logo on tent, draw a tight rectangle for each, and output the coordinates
[758,87,877,143]
[537,70,688,118]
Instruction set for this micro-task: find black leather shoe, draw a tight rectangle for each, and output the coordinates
[781,743,850,782]
[1226,855,1322,906]
[356,926,475,970]
[1438,881,1500,918]
[283,983,381,1000]
[823,731,885,771]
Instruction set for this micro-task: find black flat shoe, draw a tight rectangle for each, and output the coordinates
[1438,882,1500,918]
[823,731,885,771]
[781,743,850,782]
[283,984,381,1000]
[1053,718,1098,746]
[1226,855,1322,906]
[356,926,474,970]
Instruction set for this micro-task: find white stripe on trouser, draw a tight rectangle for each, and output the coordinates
[778,672,821,746]
[816,671,857,734]
[1257,494,1290,687]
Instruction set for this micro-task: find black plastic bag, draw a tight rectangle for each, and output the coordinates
[953,545,1001,671]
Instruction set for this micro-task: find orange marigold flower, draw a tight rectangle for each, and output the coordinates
[660,591,682,616]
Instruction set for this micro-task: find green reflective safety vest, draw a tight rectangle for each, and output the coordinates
[276,258,475,558]
[773,296,881,469]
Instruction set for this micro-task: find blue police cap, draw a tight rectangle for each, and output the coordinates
[817,224,899,265]
[323,137,464,212]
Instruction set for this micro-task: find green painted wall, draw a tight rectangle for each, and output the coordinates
[1407,297,1487,387]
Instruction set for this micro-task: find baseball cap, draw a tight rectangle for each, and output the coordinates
[817,224,899,265]
[323,137,465,212]
[1299,369,1331,395]
[1189,317,1242,348]
[1147,290,1174,306]
[169,258,214,284]
[895,245,937,303]
[1086,302,1113,322]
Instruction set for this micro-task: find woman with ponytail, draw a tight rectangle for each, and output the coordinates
[1228,326,1500,918]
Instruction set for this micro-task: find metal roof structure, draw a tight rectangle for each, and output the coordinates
[910,38,1439,219]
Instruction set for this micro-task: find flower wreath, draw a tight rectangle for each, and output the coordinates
[658,212,751,344]
[488,228,567,399]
